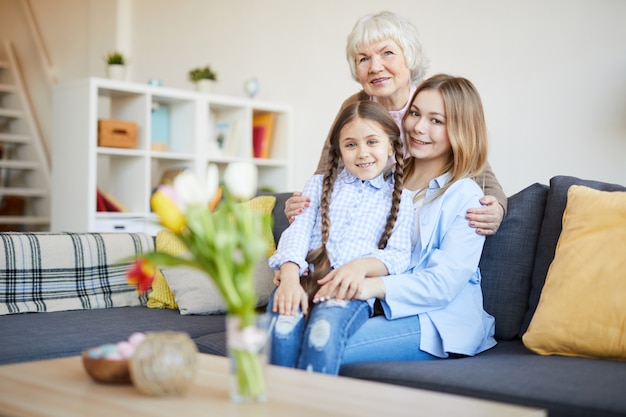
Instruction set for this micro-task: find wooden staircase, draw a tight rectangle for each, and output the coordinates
[0,40,51,231]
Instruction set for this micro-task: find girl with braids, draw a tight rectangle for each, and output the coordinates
[329,74,497,365]
[267,100,414,375]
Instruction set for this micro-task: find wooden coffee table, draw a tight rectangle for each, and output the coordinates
[0,354,545,417]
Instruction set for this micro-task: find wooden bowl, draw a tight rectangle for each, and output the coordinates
[82,351,131,384]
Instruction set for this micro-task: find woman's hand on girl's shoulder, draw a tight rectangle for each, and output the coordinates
[465,195,504,236]
[284,192,311,223]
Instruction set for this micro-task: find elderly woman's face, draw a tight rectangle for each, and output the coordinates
[355,39,411,100]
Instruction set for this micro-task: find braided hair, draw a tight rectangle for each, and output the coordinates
[303,101,405,301]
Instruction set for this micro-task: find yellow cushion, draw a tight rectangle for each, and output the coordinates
[240,195,277,259]
[522,185,626,360]
[147,195,277,310]
[145,231,185,309]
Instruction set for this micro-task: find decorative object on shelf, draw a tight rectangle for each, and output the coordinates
[244,77,260,98]
[97,119,137,148]
[189,65,217,93]
[127,162,272,402]
[147,79,162,87]
[129,331,198,396]
[104,51,127,81]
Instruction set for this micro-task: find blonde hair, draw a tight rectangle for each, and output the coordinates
[404,74,488,200]
[346,11,429,85]
[304,101,405,300]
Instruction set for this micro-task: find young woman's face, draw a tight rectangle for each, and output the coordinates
[355,39,411,103]
[403,89,452,164]
[339,117,394,181]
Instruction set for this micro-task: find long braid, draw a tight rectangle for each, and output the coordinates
[304,140,340,302]
[377,135,405,249]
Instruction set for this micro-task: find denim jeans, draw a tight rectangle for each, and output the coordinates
[342,315,440,364]
[267,289,370,375]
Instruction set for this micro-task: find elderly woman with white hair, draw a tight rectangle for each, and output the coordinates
[285,11,507,235]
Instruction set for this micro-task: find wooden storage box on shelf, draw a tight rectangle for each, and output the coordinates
[98,119,138,149]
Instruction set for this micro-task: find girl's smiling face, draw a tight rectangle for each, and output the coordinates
[339,117,393,181]
[404,89,452,164]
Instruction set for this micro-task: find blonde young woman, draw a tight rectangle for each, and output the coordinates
[286,11,506,235]
[316,74,497,364]
[267,101,414,374]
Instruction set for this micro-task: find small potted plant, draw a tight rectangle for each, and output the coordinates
[189,65,217,93]
[104,51,127,81]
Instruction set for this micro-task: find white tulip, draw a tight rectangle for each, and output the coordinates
[205,164,220,202]
[173,170,210,209]
[223,162,258,200]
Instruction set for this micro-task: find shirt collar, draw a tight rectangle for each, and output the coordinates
[338,168,387,189]
[428,171,452,190]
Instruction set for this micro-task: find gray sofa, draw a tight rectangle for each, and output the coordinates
[1,175,625,417]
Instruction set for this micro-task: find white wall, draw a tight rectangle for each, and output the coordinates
[2,0,625,195]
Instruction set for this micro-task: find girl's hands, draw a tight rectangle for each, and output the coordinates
[466,195,505,236]
[284,192,310,223]
[312,260,367,303]
[272,263,309,316]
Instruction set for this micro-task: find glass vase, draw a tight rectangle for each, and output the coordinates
[226,313,271,402]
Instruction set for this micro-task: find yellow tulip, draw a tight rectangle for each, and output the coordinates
[151,186,186,233]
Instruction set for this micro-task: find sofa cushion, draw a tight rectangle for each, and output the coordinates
[520,176,626,337]
[339,340,626,417]
[258,191,292,243]
[479,183,548,340]
[0,306,225,365]
[148,195,278,315]
[193,331,228,357]
[145,249,179,310]
[161,253,275,315]
[522,185,626,360]
[0,232,154,315]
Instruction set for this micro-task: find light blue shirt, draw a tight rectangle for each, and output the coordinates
[269,168,413,278]
[380,172,497,358]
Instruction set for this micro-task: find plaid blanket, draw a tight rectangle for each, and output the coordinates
[0,232,154,315]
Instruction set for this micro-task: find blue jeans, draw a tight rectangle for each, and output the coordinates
[267,289,370,375]
[341,315,440,364]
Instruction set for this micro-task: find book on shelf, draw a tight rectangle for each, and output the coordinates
[213,121,231,157]
[96,189,128,212]
[213,120,242,157]
[151,104,170,152]
[252,113,275,159]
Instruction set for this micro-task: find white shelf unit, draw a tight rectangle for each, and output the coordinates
[51,77,293,233]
